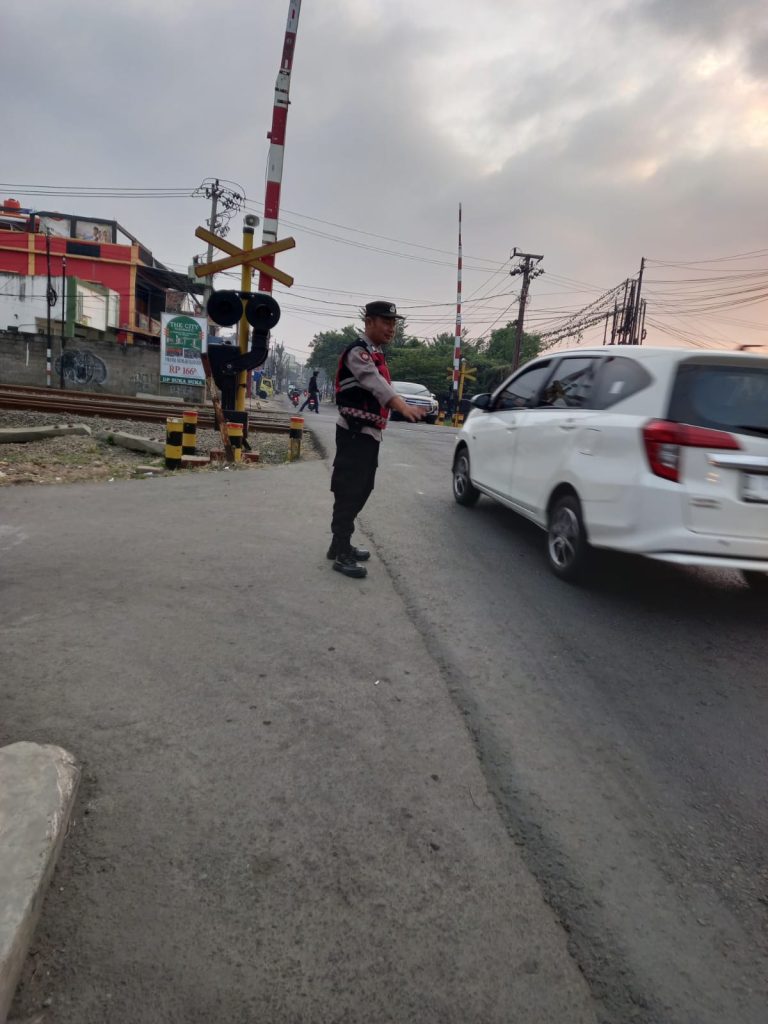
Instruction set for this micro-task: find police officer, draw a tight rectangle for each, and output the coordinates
[328,300,426,578]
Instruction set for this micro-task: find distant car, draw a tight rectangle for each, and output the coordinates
[258,377,274,399]
[390,381,439,424]
[452,347,768,588]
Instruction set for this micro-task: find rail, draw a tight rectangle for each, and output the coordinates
[0,384,292,435]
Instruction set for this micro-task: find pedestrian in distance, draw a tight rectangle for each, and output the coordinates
[300,370,320,413]
[328,301,427,578]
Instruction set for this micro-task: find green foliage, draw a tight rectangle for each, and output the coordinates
[484,322,543,371]
[307,324,359,379]
[387,346,449,397]
[306,320,544,402]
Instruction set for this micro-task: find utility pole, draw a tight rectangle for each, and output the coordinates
[200,179,222,310]
[194,178,245,309]
[510,248,544,370]
[60,256,67,388]
[631,257,645,345]
[619,280,637,345]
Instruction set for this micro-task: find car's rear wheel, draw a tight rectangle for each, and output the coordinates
[742,570,768,593]
[453,448,479,506]
[547,493,590,582]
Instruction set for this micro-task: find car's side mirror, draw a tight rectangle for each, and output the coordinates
[471,393,491,410]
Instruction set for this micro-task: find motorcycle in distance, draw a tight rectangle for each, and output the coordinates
[288,385,300,408]
[295,389,319,413]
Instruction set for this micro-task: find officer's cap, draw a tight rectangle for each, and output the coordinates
[364,300,404,320]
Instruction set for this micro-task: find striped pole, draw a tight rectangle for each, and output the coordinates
[182,410,198,457]
[227,422,244,462]
[288,415,303,462]
[258,0,303,294]
[165,417,183,470]
[452,203,462,426]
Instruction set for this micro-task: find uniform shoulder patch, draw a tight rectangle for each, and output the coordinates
[358,350,371,361]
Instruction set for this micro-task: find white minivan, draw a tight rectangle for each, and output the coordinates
[452,347,768,588]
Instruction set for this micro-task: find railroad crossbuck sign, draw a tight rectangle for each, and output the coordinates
[193,227,295,288]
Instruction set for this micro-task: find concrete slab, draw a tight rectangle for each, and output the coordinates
[0,426,91,445]
[96,432,164,456]
[0,744,79,1024]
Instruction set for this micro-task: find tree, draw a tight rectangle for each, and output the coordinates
[264,340,287,390]
[477,322,544,391]
[307,324,359,380]
[386,343,460,399]
[484,321,543,368]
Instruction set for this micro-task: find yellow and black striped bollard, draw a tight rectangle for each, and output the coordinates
[182,410,198,457]
[165,417,183,470]
[288,416,304,462]
[227,421,243,463]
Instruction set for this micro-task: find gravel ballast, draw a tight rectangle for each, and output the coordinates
[0,411,319,486]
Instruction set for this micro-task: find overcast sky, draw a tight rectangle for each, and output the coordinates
[4,0,768,361]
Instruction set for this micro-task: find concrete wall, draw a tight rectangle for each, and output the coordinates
[0,330,206,403]
[0,273,65,334]
[0,274,120,337]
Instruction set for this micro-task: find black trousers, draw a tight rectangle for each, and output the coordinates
[330,426,379,551]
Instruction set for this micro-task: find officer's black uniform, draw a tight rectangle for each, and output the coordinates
[328,302,402,578]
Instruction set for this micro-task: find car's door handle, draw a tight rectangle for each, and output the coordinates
[506,424,518,432]
[559,421,577,431]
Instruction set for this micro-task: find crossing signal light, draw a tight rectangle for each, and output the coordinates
[205,291,282,404]
[244,293,281,332]
[206,290,243,328]
[206,290,282,331]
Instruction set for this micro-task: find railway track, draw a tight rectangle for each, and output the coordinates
[0,384,293,434]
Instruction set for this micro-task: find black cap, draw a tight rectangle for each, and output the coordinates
[364,300,403,320]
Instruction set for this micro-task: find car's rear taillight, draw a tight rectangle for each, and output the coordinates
[642,420,741,482]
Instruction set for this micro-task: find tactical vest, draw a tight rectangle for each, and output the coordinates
[335,339,391,431]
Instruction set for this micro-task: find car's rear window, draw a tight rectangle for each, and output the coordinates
[668,362,768,436]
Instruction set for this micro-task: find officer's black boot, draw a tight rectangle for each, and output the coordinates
[330,535,367,578]
[327,539,370,562]
[332,550,367,578]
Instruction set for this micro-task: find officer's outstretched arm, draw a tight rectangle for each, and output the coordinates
[389,396,427,422]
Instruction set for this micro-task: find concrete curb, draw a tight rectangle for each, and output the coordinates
[0,425,91,445]
[0,743,80,1024]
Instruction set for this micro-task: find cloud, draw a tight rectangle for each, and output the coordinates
[2,0,767,354]
[633,0,765,41]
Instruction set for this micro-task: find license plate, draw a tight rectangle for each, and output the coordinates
[741,473,768,503]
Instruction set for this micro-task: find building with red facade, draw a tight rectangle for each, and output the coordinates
[0,199,200,345]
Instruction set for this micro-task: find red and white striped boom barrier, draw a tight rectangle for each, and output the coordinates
[452,203,463,423]
[258,0,302,295]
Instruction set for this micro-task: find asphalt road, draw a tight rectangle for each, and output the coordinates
[3,433,596,1024]
[312,401,768,1024]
